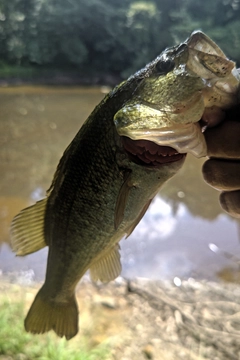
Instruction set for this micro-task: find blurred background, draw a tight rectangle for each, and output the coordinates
[1,1,240,359]
[0,0,239,83]
[0,0,240,285]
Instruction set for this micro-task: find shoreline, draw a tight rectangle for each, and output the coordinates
[1,275,240,359]
[0,71,122,88]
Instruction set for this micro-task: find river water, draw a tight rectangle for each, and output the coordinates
[0,86,240,284]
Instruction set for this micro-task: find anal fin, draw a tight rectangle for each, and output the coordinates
[10,198,48,256]
[90,244,122,283]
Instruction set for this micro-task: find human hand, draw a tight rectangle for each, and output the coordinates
[202,104,240,218]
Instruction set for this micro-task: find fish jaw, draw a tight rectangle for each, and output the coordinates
[120,122,207,158]
[185,31,240,108]
[114,94,207,158]
[121,136,186,166]
[114,31,239,159]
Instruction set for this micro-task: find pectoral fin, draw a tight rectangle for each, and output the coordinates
[10,198,48,256]
[126,198,153,237]
[90,244,122,283]
[114,171,133,230]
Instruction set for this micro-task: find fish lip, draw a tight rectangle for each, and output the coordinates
[119,122,207,158]
[185,31,240,104]
[121,136,186,167]
[186,31,227,58]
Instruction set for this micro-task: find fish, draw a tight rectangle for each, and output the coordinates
[10,31,240,340]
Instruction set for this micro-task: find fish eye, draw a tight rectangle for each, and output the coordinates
[155,58,175,75]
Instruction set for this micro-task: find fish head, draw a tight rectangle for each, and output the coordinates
[114,31,240,160]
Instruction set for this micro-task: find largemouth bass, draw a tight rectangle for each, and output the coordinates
[11,31,239,339]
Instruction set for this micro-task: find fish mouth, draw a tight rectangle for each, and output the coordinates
[120,121,207,159]
[122,136,186,166]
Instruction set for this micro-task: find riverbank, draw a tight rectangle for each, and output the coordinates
[0,65,121,87]
[1,275,240,360]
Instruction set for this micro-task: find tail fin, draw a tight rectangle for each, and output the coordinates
[25,286,79,340]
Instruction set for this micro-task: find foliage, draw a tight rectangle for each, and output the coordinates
[0,0,239,80]
[169,0,240,62]
[0,298,109,360]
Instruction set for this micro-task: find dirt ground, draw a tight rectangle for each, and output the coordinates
[1,275,240,360]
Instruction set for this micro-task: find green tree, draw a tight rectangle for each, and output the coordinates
[0,0,38,63]
[0,0,239,77]
[169,0,240,64]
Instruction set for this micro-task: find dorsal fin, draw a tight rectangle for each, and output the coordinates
[10,198,48,256]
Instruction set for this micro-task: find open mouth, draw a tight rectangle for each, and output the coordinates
[121,106,228,166]
[122,136,185,166]
[120,121,207,160]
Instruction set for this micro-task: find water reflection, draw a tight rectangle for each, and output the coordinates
[121,197,240,281]
[0,86,239,282]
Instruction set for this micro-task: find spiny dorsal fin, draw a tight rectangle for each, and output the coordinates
[90,244,121,283]
[10,198,47,256]
[46,142,72,195]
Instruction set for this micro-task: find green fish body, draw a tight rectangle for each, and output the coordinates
[11,31,240,339]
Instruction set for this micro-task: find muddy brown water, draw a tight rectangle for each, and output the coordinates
[0,86,240,284]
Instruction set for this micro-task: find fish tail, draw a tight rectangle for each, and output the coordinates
[25,285,79,340]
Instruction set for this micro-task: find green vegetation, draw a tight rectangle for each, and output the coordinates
[0,299,109,360]
[0,63,37,78]
[0,0,239,83]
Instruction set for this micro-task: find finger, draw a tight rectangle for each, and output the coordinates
[220,191,240,218]
[202,159,240,191]
[201,106,225,127]
[204,120,240,159]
